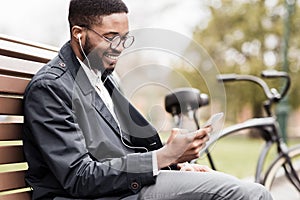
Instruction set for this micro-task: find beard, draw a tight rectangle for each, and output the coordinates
[81,36,108,75]
[81,36,116,80]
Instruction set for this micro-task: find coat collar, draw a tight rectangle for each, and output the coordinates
[58,42,93,96]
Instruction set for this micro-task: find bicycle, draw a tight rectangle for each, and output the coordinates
[164,70,300,198]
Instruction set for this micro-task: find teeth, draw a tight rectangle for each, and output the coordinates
[106,54,119,60]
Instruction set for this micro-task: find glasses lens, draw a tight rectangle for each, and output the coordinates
[110,36,121,49]
[109,35,135,49]
[123,36,134,48]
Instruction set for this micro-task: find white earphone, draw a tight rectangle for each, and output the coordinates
[77,33,82,40]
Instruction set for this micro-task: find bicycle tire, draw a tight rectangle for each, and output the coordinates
[263,144,300,198]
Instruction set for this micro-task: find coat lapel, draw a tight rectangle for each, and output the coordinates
[104,77,161,146]
[76,66,130,142]
[58,42,131,143]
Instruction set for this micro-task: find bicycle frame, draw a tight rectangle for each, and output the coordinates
[165,70,300,191]
[200,116,280,183]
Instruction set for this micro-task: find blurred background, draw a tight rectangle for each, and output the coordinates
[1,0,300,181]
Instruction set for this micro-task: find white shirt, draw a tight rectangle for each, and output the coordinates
[77,58,117,120]
[77,58,159,176]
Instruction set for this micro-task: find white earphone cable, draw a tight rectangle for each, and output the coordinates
[78,35,92,70]
[78,37,148,153]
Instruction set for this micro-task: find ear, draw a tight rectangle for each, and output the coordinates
[71,26,86,42]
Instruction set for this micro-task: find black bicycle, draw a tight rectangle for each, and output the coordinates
[165,70,300,198]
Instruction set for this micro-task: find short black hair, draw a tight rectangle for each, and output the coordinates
[68,0,128,29]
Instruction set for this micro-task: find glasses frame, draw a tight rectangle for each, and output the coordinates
[84,26,134,50]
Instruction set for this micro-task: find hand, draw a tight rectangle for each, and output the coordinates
[174,127,211,163]
[178,162,212,172]
[156,127,211,169]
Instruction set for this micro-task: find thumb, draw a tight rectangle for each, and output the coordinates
[167,128,180,144]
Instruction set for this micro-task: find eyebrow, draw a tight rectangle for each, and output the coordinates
[103,31,130,37]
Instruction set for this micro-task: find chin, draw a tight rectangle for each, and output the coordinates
[101,64,114,76]
[106,63,116,71]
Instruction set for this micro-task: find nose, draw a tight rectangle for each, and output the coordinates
[113,42,125,53]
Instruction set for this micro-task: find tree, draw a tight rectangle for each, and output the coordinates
[179,0,300,124]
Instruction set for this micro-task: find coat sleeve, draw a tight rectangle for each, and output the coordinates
[23,77,156,198]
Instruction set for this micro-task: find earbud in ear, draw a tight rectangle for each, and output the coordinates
[77,33,82,39]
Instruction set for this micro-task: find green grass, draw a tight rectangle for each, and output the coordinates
[196,135,300,179]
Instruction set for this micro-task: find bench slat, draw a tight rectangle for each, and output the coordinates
[0,38,56,63]
[0,162,28,174]
[0,171,26,191]
[0,123,23,140]
[0,55,43,78]
[0,75,29,95]
[0,189,31,200]
[0,33,58,53]
[0,146,24,164]
[0,97,23,115]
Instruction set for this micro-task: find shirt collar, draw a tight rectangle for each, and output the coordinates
[76,57,102,87]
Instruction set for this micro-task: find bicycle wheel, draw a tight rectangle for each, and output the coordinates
[263,144,300,199]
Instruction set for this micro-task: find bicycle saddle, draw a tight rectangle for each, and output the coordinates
[165,88,209,116]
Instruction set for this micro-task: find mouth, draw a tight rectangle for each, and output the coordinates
[104,53,120,61]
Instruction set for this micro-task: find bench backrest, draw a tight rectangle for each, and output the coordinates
[0,34,57,200]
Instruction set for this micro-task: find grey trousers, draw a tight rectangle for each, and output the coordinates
[54,171,273,200]
[138,170,273,200]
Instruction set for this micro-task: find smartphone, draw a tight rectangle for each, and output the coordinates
[192,112,224,139]
[201,112,224,129]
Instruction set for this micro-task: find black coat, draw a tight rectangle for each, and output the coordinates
[23,42,165,199]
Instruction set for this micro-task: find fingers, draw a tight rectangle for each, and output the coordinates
[175,153,200,163]
[195,133,210,143]
[192,164,212,172]
[178,162,195,171]
[171,127,211,142]
[189,133,209,150]
[177,145,203,161]
[194,127,212,139]
[178,163,212,172]
[167,128,180,144]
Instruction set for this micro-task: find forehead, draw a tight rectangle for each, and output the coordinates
[93,12,129,34]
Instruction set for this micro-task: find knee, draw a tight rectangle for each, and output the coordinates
[224,182,272,200]
[252,184,273,200]
[240,183,273,200]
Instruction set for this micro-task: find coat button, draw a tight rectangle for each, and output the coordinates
[59,62,66,67]
[130,182,139,190]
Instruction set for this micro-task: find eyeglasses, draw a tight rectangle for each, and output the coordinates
[87,27,134,50]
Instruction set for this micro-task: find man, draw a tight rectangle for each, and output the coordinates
[23,0,273,199]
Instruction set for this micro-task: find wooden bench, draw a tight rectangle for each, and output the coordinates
[0,34,58,200]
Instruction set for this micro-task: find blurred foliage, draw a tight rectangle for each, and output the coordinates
[178,0,300,122]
